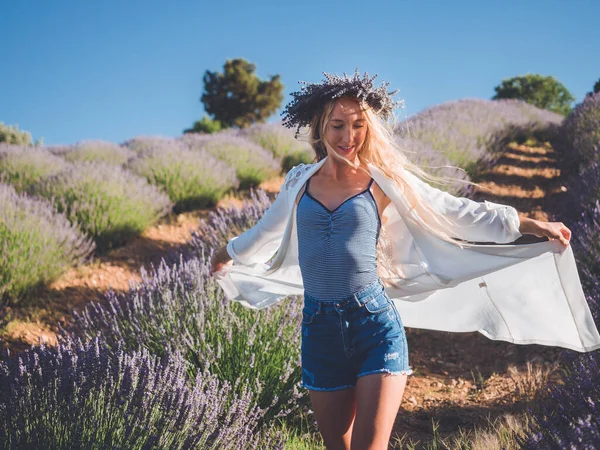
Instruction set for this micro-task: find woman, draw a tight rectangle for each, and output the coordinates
[209,71,596,449]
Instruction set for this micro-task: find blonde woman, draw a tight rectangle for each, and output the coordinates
[210,70,599,449]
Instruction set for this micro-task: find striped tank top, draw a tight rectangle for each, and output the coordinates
[296,176,381,299]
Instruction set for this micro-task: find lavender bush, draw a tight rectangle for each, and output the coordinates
[519,343,600,448]
[395,136,473,197]
[128,139,238,212]
[0,144,69,193]
[0,338,285,449]
[0,183,94,305]
[567,201,600,299]
[121,135,179,155]
[187,188,273,254]
[48,140,136,166]
[31,161,172,252]
[396,98,563,177]
[558,92,600,174]
[560,163,600,226]
[280,149,316,174]
[65,255,305,422]
[238,122,314,171]
[180,133,280,189]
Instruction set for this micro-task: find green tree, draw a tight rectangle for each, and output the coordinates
[183,116,223,134]
[492,74,575,116]
[0,122,43,146]
[586,78,600,98]
[199,58,283,129]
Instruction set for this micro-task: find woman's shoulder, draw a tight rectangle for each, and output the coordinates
[283,162,315,190]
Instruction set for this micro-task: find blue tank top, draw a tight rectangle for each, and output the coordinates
[296,176,381,299]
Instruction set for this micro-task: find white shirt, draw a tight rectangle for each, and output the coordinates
[216,156,600,353]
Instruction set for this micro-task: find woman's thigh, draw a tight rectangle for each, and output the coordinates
[309,387,357,450]
[352,373,408,449]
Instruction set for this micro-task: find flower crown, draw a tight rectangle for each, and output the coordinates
[281,69,403,137]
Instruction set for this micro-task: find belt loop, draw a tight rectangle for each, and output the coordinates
[353,291,362,307]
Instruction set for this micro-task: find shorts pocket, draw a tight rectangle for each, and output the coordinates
[363,293,392,314]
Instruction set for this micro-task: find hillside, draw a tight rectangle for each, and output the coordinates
[0,137,571,446]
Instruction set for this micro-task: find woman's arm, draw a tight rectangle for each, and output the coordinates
[209,245,232,276]
[518,216,571,247]
[403,170,570,246]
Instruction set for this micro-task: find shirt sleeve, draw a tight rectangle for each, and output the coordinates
[402,169,522,244]
[226,168,294,266]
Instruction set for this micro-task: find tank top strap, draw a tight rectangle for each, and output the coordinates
[367,177,374,189]
[303,176,311,196]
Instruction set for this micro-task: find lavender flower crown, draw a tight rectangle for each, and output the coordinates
[281,69,403,137]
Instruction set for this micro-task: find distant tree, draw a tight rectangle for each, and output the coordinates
[199,58,283,129]
[183,116,223,134]
[492,74,575,116]
[586,78,600,98]
[0,122,42,146]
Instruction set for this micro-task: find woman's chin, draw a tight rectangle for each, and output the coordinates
[330,149,358,160]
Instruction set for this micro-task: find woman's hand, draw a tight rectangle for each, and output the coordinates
[519,217,571,247]
[209,245,233,277]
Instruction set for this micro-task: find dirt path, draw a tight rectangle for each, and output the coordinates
[0,142,568,446]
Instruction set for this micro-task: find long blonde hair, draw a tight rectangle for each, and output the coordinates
[299,96,476,276]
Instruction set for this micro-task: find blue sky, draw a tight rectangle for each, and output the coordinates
[1,0,598,146]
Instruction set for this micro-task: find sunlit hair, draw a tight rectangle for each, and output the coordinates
[299,96,478,278]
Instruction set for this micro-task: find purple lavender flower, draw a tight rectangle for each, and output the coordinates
[0,143,69,193]
[395,136,473,197]
[396,98,563,175]
[237,122,313,160]
[31,161,173,252]
[127,139,238,212]
[64,253,305,422]
[560,163,600,225]
[0,183,94,304]
[519,336,600,449]
[48,140,136,167]
[0,339,285,448]
[179,132,280,189]
[558,92,600,174]
[187,188,273,255]
[120,135,179,155]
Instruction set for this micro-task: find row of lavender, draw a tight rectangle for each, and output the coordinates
[518,92,600,449]
[0,125,312,305]
[396,97,563,179]
[0,99,567,448]
[0,196,298,448]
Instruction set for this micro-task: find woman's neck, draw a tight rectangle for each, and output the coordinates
[320,154,366,181]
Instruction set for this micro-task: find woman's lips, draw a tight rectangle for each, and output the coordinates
[338,146,354,152]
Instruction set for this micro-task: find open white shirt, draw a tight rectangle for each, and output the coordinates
[216,156,600,353]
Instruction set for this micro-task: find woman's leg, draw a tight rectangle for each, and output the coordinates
[350,373,407,450]
[310,387,357,450]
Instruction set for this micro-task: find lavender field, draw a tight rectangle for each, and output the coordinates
[1,96,599,448]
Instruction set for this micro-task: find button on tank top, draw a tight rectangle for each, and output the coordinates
[296,176,381,299]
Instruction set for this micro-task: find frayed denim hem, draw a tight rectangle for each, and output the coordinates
[300,382,355,391]
[357,368,414,378]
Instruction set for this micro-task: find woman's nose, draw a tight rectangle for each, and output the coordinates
[342,127,354,142]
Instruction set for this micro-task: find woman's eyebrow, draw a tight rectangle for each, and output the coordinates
[330,118,366,122]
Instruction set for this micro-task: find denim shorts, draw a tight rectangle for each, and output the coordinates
[300,279,413,391]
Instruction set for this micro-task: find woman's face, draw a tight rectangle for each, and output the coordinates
[323,97,368,162]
